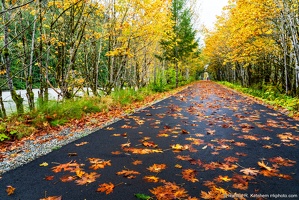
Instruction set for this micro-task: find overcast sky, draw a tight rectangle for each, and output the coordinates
[197,0,228,30]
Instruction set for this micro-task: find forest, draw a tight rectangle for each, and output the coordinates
[0,0,201,117]
[203,0,299,96]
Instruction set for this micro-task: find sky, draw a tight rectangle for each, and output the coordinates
[197,0,228,30]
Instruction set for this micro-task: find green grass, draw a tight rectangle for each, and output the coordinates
[0,80,193,142]
[219,81,299,113]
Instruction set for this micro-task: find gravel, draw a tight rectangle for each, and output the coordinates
[0,119,119,175]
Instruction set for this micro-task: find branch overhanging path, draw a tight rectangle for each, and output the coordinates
[0,81,299,199]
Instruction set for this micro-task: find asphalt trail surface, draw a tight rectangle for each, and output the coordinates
[1,81,299,199]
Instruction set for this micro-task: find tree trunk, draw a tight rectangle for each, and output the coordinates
[1,0,24,114]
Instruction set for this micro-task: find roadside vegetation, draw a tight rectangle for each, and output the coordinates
[0,79,194,142]
[219,81,299,117]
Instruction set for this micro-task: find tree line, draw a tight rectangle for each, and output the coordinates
[203,0,299,96]
[0,0,201,117]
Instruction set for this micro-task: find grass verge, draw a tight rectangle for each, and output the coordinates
[219,81,299,117]
[0,84,189,142]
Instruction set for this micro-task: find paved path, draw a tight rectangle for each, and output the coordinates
[1,81,299,199]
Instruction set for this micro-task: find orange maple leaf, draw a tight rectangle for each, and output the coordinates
[51,161,81,173]
[132,160,142,165]
[142,141,158,148]
[75,172,100,185]
[40,196,62,200]
[269,157,296,167]
[60,175,76,182]
[240,168,259,176]
[97,182,114,195]
[150,182,188,200]
[143,175,160,183]
[6,185,15,196]
[147,164,166,173]
[219,163,238,171]
[88,158,111,170]
[182,169,199,183]
[75,142,88,146]
[116,169,140,179]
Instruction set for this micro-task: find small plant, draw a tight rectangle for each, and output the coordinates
[0,133,9,141]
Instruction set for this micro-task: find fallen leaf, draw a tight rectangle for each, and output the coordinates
[40,196,62,200]
[60,175,76,182]
[240,168,259,176]
[88,158,111,170]
[132,160,142,165]
[182,169,199,182]
[258,160,275,172]
[75,142,88,146]
[150,182,188,200]
[135,193,151,200]
[6,185,15,196]
[142,141,158,148]
[52,161,81,173]
[215,175,231,182]
[175,164,183,169]
[116,169,140,179]
[75,172,100,185]
[143,176,160,183]
[97,182,114,194]
[147,164,166,173]
[44,176,54,181]
[40,162,49,167]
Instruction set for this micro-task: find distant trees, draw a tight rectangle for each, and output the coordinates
[160,0,200,88]
[203,0,299,95]
[0,0,201,115]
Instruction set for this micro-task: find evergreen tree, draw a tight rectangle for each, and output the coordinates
[160,0,199,87]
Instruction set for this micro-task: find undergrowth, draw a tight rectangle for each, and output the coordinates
[219,81,299,114]
[0,83,184,142]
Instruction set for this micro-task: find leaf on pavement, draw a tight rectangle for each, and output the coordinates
[147,164,166,173]
[75,172,100,185]
[88,158,111,170]
[143,175,160,183]
[40,196,62,200]
[269,157,296,167]
[44,176,54,181]
[52,161,81,173]
[224,156,239,163]
[6,185,15,196]
[175,164,183,169]
[60,175,76,182]
[97,182,114,194]
[219,163,238,171]
[201,186,229,199]
[135,193,151,200]
[171,144,186,151]
[75,142,88,146]
[40,162,49,167]
[182,169,199,182]
[142,141,158,148]
[116,169,140,179]
[121,141,131,148]
[240,168,259,176]
[215,175,231,182]
[257,160,276,172]
[132,160,142,165]
[150,182,188,200]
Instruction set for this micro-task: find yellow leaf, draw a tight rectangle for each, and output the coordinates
[39,162,49,167]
